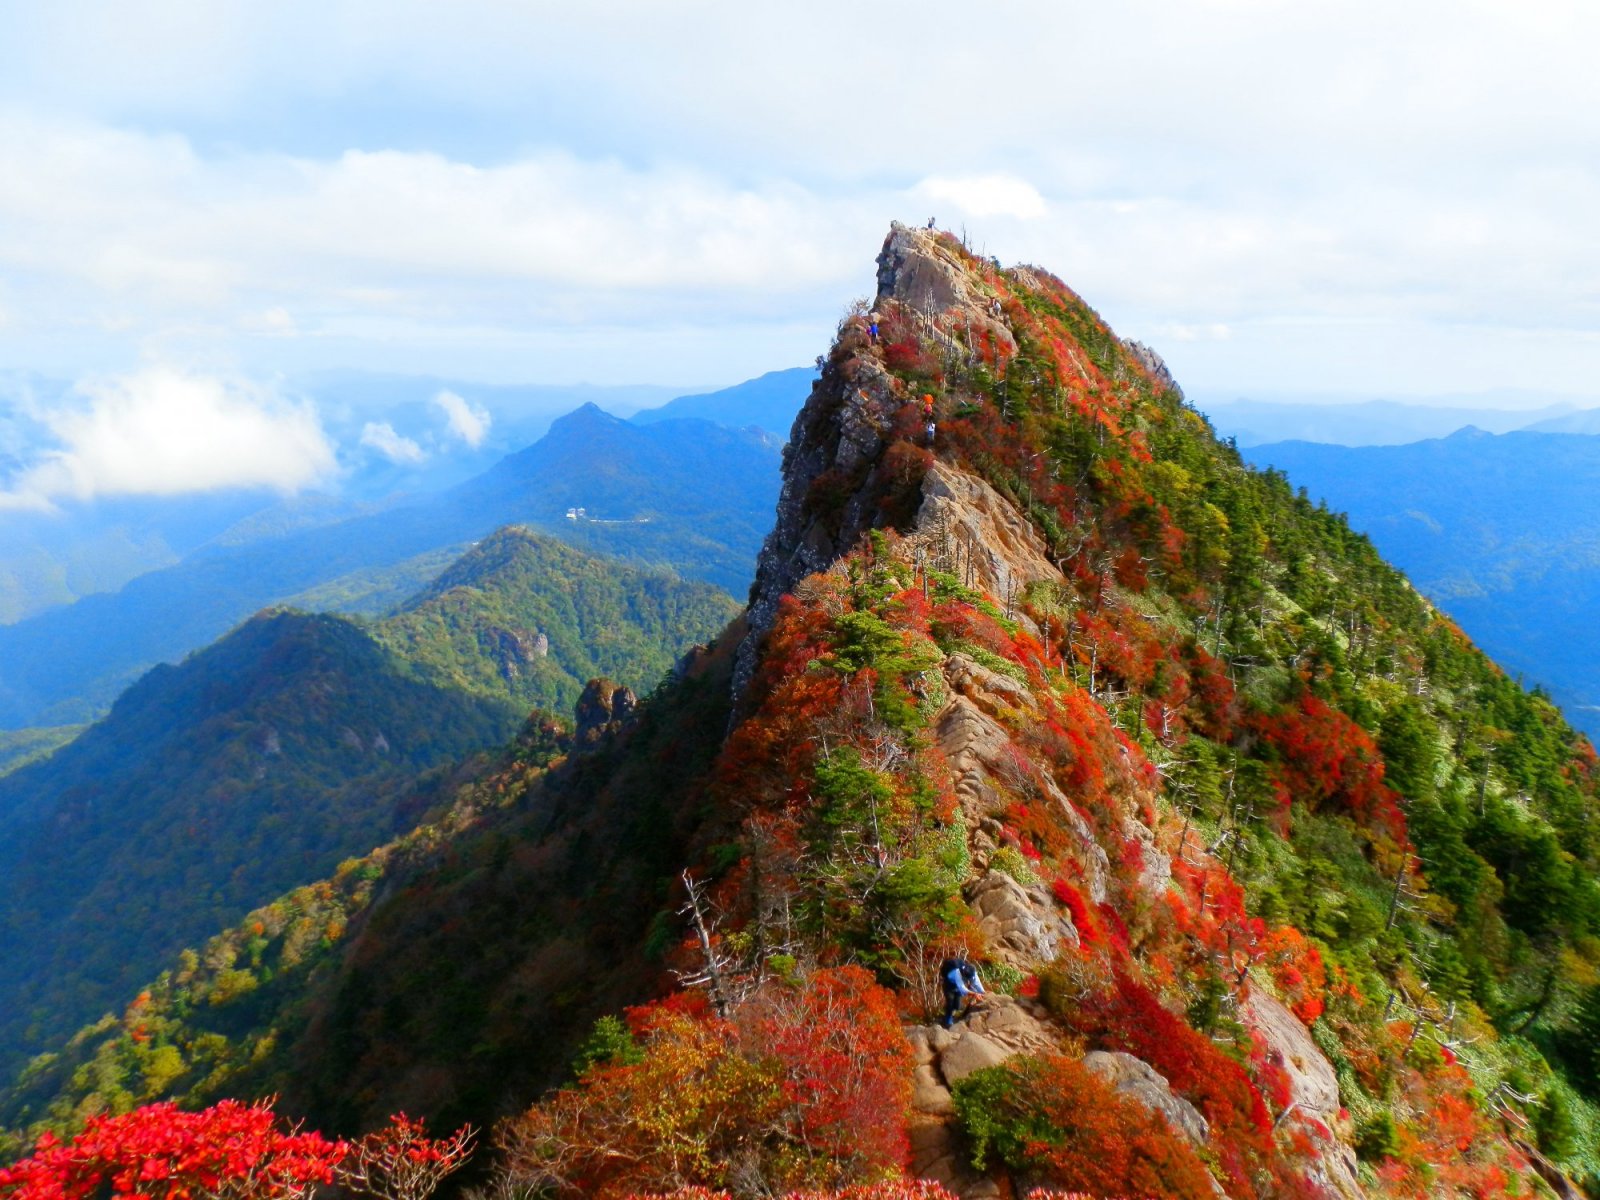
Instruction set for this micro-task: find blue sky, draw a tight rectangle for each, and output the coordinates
[2,0,1599,503]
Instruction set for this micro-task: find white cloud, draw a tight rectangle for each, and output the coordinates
[359,420,426,464]
[3,2,1600,395]
[0,366,336,509]
[432,390,490,447]
[916,175,1047,221]
[1163,323,1234,343]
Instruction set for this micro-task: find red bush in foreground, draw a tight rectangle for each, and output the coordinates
[0,1101,476,1200]
[500,970,912,1199]
[0,1100,344,1200]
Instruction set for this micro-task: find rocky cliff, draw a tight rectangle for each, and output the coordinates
[713,222,1595,1198]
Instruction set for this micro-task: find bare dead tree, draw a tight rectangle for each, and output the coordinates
[678,871,736,1018]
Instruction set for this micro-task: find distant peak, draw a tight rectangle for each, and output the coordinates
[1447,424,1491,439]
[550,401,627,430]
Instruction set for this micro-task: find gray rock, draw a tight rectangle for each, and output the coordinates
[876,222,971,313]
[967,869,1071,961]
[1084,1050,1210,1144]
[913,1062,955,1115]
[1239,989,1339,1122]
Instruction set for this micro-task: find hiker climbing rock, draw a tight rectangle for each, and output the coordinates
[923,392,936,445]
[939,956,985,1028]
[868,311,881,345]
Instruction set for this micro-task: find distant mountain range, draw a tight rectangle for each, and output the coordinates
[1197,395,1588,447]
[632,366,815,435]
[1245,427,1600,734]
[0,367,818,629]
[0,403,785,729]
[0,523,734,1078]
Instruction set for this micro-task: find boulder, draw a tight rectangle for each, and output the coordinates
[912,1062,954,1115]
[574,679,638,747]
[938,1030,1013,1085]
[945,652,1033,716]
[1084,1050,1209,1144]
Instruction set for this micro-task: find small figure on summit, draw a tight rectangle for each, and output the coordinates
[939,955,985,1028]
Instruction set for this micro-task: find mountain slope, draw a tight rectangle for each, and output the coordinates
[0,405,778,728]
[9,225,1600,1200]
[1246,429,1600,733]
[0,526,734,1083]
[378,525,739,712]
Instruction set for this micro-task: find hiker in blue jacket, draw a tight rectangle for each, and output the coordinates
[939,956,985,1028]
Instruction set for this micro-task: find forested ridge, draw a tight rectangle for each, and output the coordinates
[0,526,733,1096]
[7,225,1600,1200]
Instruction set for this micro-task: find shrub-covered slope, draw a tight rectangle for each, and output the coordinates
[9,224,1600,1200]
[1244,429,1600,736]
[0,527,734,1091]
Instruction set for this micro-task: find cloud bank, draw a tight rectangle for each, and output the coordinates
[2,1,1600,396]
[0,367,337,510]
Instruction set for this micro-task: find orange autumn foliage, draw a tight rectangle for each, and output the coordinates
[497,969,911,1199]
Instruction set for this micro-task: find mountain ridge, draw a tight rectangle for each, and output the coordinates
[0,523,735,1083]
[9,224,1600,1200]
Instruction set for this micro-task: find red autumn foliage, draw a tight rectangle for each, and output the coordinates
[969,1053,1216,1200]
[1254,692,1409,847]
[1081,973,1273,1199]
[619,1183,962,1200]
[1261,926,1329,1024]
[335,1114,476,1200]
[0,1099,345,1200]
[501,970,912,1199]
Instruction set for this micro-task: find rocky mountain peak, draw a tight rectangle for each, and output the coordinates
[735,225,1036,696]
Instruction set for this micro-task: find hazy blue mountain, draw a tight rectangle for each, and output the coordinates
[1522,407,1600,435]
[631,366,816,436]
[1199,396,1580,448]
[0,492,329,626]
[295,372,690,503]
[0,407,780,729]
[1245,428,1600,733]
[0,375,693,627]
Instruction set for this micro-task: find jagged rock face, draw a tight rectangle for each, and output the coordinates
[1123,339,1180,398]
[725,223,1385,1198]
[935,652,1111,904]
[574,678,637,747]
[908,462,1060,611]
[966,870,1076,963]
[736,224,1025,698]
[487,626,546,682]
